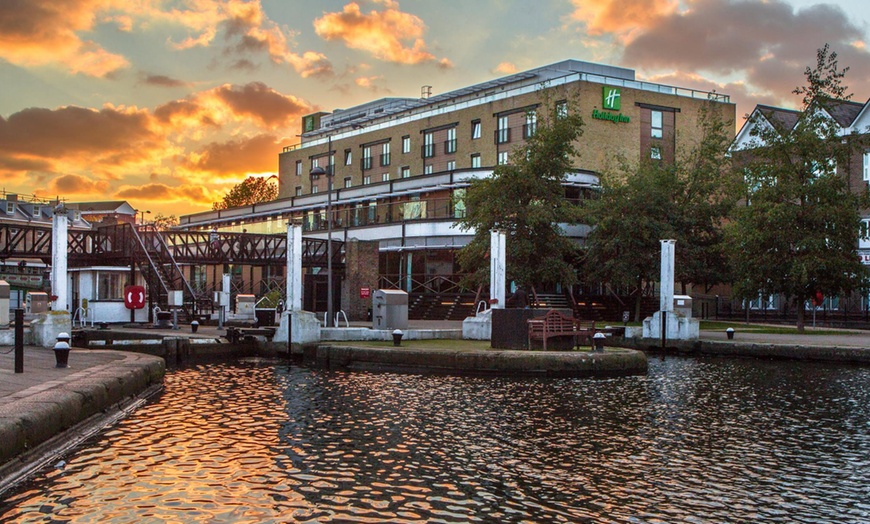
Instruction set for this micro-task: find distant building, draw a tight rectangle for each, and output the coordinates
[177,59,735,318]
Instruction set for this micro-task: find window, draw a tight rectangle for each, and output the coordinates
[471,120,481,139]
[5,202,14,215]
[344,149,352,166]
[96,272,125,300]
[312,157,320,169]
[295,186,302,196]
[860,218,870,249]
[524,111,537,138]
[556,100,568,120]
[424,164,433,175]
[498,151,509,165]
[445,127,457,154]
[453,188,466,218]
[401,166,410,178]
[864,151,870,181]
[422,132,434,158]
[382,173,389,182]
[344,177,352,188]
[380,142,391,166]
[312,185,319,194]
[362,146,372,170]
[402,136,411,154]
[651,110,663,139]
[363,175,371,185]
[496,116,510,144]
[446,160,456,171]
[295,160,302,176]
[471,153,481,168]
[651,146,662,160]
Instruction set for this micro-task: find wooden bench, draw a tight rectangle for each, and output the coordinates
[527,310,595,351]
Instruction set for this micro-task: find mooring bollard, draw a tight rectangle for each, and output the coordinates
[54,332,71,368]
[593,332,606,352]
[191,320,199,333]
[726,327,735,340]
[392,329,404,347]
[14,308,23,374]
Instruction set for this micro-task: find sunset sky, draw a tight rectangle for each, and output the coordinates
[2,0,870,218]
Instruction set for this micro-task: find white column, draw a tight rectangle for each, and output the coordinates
[490,229,506,309]
[287,222,303,310]
[51,204,69,311]
[660,239,676,312]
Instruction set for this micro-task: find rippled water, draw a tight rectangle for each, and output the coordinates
[2,356,869,523]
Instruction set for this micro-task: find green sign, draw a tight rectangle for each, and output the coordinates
[302,115,316,132]
[602,86,621,111]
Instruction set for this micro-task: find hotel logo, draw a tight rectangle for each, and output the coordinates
[602,87,621,111]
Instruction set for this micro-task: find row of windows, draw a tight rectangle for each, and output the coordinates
[294,106,555,175]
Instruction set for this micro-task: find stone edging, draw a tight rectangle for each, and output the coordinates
[0,352,165,494]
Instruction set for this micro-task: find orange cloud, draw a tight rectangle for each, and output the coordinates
[569,0,678,41]
[183,134,290,176]
[212,83,311,127]
[115,183,215,205]
[46,174,111,196]
[0,0,129,76]
[314,1,446,65]
[494,62,518,75]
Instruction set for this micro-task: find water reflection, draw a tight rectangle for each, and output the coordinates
[2,357,869,522]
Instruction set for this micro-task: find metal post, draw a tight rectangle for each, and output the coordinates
[326,134,333,328]
[14,308,23,373]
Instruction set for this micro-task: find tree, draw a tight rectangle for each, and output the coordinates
[456,95,585,295]
[213,176,278,210]
[581,103,736,321]
[151,213,178,230]
[727,45,870,331]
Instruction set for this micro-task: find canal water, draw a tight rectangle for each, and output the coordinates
[2,356,869,523]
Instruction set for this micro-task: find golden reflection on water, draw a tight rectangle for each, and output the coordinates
[1,358,870,522]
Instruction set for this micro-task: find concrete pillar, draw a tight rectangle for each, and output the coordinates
[490,229,506,309]
[287,222,303,311]
[51,204,69,311]
[660,239,676,312]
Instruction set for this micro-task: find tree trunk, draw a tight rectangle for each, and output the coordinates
[796,299,805,332]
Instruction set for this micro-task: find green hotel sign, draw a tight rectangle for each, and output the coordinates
[593,86,630,124]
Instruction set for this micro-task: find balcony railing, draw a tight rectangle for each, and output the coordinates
[494,128,510,144]
[444,139,457,154]
[523,123,536,139]
[421,143,435,158]
[361,157,372,170]
[380,153,391,166]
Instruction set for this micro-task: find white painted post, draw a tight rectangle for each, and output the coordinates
[51,204,69,311]
[287,222,303,311]
[490,229,506,309]
[660,239,676,313]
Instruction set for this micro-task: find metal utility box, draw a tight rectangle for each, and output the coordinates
[236,294,256,318]
[372,289,408,330]
[673,295,693,317]
[27,291,48,314]
[167,290,184,307]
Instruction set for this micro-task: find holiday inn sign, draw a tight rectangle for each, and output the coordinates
[593,86,630,124]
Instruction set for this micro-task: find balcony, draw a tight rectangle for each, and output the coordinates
[421,143,435,158]
[380,153,391,167]
[361,156,373,170]
[494,128,510,144]
[444,139,457,154]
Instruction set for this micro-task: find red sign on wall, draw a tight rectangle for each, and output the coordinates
[360,286,371,299]
[124,285,146,309]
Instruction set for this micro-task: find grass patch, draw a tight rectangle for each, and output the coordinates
[699,320,856,335]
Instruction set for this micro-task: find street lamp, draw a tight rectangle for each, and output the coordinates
[310,137,334,327]
[137,209,151,225]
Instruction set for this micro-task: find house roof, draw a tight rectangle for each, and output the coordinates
[755,105,801,133]
[818,98,865,127]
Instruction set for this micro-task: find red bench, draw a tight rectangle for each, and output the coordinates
[527,310,596,350]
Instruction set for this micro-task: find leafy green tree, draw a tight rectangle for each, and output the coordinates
[581,103,736,321]
[456,96,585,295]
[727,45,870,331]
[213,176,278,210]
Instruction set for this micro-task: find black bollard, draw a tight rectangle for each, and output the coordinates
[14,308,23,374]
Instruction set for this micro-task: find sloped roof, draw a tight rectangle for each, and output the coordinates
[817,98,865,127]
[755,105,801,133]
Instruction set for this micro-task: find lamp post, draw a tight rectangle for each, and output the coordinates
[310,136,334,327]
[137,209,151,225]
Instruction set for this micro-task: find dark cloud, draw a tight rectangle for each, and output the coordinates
[214,82,310,127]
[48,174,109,195]
[0,106,157,161]
[142,74,190,88]
[622,0,870,103]
[184,134,288,175]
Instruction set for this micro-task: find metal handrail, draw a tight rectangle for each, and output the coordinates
[334,310,349,328]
